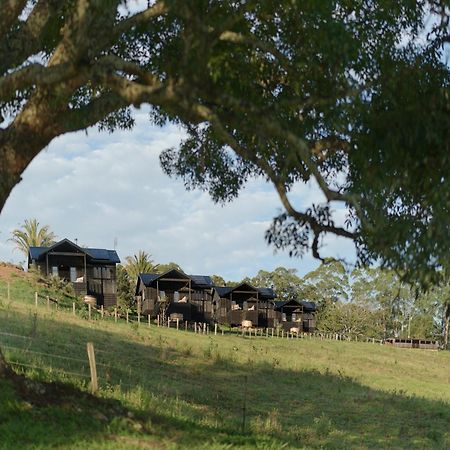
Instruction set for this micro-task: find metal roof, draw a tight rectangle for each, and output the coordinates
[190,275,214,288]
[28,239,120,264]
[274,299,317,311]
[138,271,213,289]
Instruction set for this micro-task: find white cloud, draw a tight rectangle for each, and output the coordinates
[0,108,355,281]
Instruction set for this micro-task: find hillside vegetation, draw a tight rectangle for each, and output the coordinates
[0,272,449,449]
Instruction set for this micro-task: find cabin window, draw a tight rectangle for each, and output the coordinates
[52,266,58,277]
[70,267,77,282]
[93,267,101,278]
[102,267,112,279]
[243,301,248,310]
[282,313,287,322]
[174,291,179,302]
[292,313,297,322]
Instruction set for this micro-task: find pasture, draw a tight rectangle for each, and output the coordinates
[0,273,449,449]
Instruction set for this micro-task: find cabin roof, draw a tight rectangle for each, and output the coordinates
[28,238,120,264]
[138,270,213,290]
[215,284,276,300]
[274,299,317,311]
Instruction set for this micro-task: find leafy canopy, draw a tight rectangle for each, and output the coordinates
[0,1,448,284]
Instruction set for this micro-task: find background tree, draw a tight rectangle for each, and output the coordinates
[0,1,448,283]
[116,264,135,312]
[244,267,302,301]
[9,218,56,257]
[299,260,350,309]
[123,250,158,283]
[156,262,183,274]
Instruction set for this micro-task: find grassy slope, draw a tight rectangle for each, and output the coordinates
[0,274,449,449]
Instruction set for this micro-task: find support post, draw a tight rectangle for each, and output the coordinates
[35,292,38,308]
[214,323,217,335]
[176,318,179,330]
[157,315,160,327]
[88,303,92,320]
[72,302,76,316]
[86,342,98,394]
[114,307,117,322]
[148,314,151,327]
[101,305,104,318]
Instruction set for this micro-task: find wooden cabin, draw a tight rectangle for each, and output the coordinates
[274,299,317,332]
[135,269,214,323]
[214,283,277,328]
[28,238,120,307]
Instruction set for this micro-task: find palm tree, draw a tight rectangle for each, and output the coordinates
[124,250,159,281]
[9,218,57,257]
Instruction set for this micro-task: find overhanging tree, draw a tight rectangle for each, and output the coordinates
[0,0,449,284]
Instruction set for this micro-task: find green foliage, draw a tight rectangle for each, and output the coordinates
[244,267,302,301]
[116,264,134,312]
[124,250,158,282]
[8,218,56,258]
[155,262,183,274]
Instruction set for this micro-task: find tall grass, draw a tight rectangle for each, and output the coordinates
[0,276,449,449]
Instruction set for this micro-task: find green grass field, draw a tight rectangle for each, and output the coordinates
[0,273,449,449]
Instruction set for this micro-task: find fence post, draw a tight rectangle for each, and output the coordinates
[185,320,188,331]
[222,329,224,336]
[72,302,76,316]
[157,315,160,327]
[168,319,170,329]
[86,342,98,394]
[214,323,217,335]
[242,375,248,434]
[35,292,38,308]
[101,305,104,319]
[88,303,92,320]
[46,295,50,310]
[176,318,179,330]
[203,323,206,334]
[148,314,151,327]
[126,310,129,323]
[138,311,141,325]
[194,322,197,333]
[114,307,117,323]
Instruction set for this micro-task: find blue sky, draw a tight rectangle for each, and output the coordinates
[0,108,355,281]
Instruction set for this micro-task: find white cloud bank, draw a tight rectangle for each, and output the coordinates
[0,108,355,280]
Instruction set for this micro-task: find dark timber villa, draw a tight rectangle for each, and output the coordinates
[28,238,120,307]
[213,283,277,327]
[135,269,215,323]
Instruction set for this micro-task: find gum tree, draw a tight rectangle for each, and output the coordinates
[0,0,448,284]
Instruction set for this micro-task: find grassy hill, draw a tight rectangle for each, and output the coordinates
[0,269,449,449]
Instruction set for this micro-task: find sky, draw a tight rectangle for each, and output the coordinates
[0,108,355,281]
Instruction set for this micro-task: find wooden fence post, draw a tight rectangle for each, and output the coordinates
[86,342,98,394]
[185,321,188,331]
[114,307,117,323]
[194,322,197,333]
[214,323,217,335]
[88,303,92,320]
[35,292,38,308]
[203,323,206,334]
[157,315,160,327]
[148,314,151,327]
[101,305,104,319]
[126,310,129,323]
[46,295,50,310]
[72,302,76,316]
[176,318,179,330]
